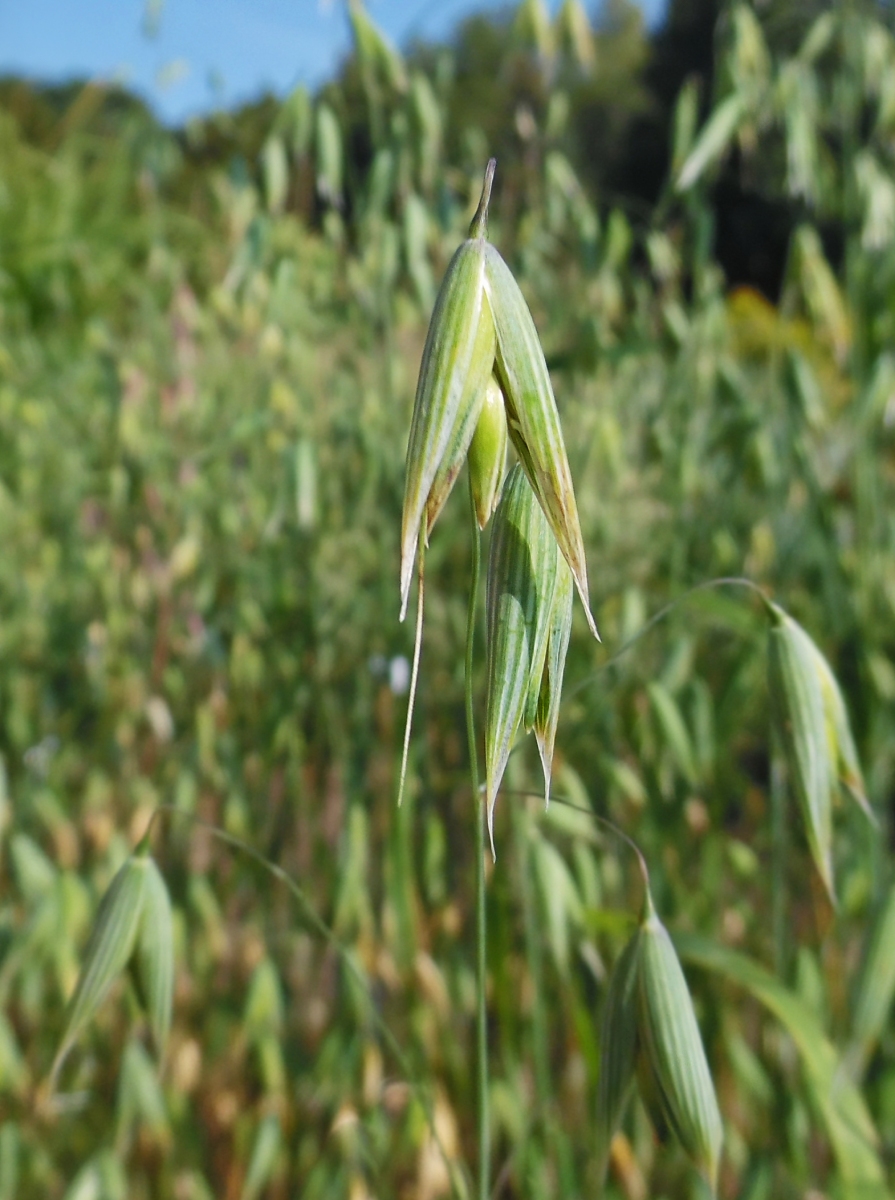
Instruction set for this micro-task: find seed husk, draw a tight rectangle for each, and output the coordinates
[131,857,174,1055]
[52,851,149,1084]
[483,241,599,640]
[808,626,874,824]
[637,893,723,1192]
[531,556,573,803]
[400,234,494,619]
[484,465,560,853]
[767,604,835,899]
[467,374,508,530]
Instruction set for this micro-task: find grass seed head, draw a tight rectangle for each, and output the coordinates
[400,178,496,620]
[637,893,723,1192]
[52,851,149,1084]
[401,158,596,645]
[767,604,835,899]
[483,240,599,640]
[52,844,175,1084]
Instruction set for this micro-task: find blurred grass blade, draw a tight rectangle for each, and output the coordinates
[596,931,641,1185]
[637,894,723,1191]
[349,0,407,94]
[0,1122,19,1200]
[484,241,598,639]
[404,192,435,309]
[848,884,895,1081]
[556,0,595,70]
[131,858,174,1056]
[671,77,699,180]
[116,1039,169,1152]
[777,61,819,203]
[676,92,747,191]
[767,605,835,900]
[485,465,559,853]
[789,225,851,362]
[241,1113,283,1200]
[52,853,149,1084]
[63,1151,127,1200]
[315,103,343,208]
[799,10,836,62]
[512,0,555,59]
[244,958,284,1041]
[261,135,288,215]
[678,934,886,1193]
[294,437,317,531]
[647,680,698,786]
[532,835,582,971]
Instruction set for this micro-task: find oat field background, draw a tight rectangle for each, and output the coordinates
[2,1,895,1197]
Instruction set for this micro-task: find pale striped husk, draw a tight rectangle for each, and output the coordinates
[400,236,495,620]
[132,856,175,1055]
[767,605,835,899]
[53,853,149,1082]
[531,557,573,803]
[809,626,873,824]
[484,465,560,853]
[483,242,599,640]
[637,896,723,1192]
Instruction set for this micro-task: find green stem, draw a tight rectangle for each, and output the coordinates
[465,474,489,1200]
[565,574,769,702]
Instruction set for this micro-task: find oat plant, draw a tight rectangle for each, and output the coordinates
[399,158,597,1200]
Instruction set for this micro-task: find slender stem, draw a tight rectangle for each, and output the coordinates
[565,574,769,701]
[465,473,489,1200]
[398,538,426,808]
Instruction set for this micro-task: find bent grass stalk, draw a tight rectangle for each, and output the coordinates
[564,575,770,700]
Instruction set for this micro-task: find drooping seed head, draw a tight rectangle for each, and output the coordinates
[401,159,597,646]
[400,177,496,619]
[483,241,599,640]
[637,893,723,1192]
[766,603,835,899]
[53,852,149,1083]
[52,843,175,1085]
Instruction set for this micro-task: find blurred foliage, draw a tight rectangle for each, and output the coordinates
[1,0,895,1197]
